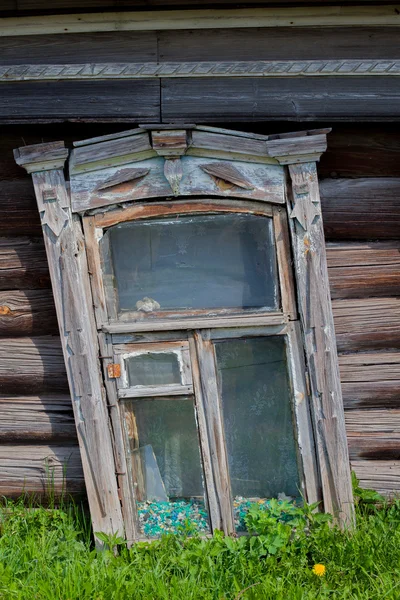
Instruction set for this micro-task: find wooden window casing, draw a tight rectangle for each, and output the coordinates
[83,198,319,539]
[14,125,354,544]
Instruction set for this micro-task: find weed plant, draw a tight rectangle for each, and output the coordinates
[0,479,399,599]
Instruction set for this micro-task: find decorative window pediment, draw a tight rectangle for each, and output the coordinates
[14,124,353,545]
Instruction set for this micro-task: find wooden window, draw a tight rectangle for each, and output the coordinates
[14,124,353,545]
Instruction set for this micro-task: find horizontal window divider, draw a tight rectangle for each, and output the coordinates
[118,384,193,399]
[103,311,288,334]
[209,323,288,340]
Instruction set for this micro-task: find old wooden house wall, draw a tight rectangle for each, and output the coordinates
[0,122,399,499]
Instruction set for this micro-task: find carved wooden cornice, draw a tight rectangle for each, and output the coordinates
[2,60,400,82]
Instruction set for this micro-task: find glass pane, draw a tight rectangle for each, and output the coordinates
[214,336,300,531]
[126,352,181,387]
[123,396,209,537]
[102,213,279,314]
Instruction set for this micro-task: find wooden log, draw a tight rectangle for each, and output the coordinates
[161,77,400,122]
[0,237,50,290]
[0,180,41,236]
[342,381,400,410]
[333,298,400,353]
[339,352,400,383]
[0,336,68,394]
[0,394,76,442]
[346,410,400,461]
[0,31,157,65]
[287,161,354,527]
[326,242,400,299]
[0,444,84,499]
[159,27,400,62]
[318,125,400,179]
[2,27,400,66]
[0,80,160,122]
[350,460,400,497]
[320,178,400,240]
[0,290,57,337]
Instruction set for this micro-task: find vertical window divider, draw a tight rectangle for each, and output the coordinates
[189,330,235,535]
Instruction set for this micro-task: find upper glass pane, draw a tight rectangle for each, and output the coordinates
[214,336,300,531]
[102,213,279,315]
[126,352,182,387]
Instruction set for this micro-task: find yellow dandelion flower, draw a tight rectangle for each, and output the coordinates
[312,564,326,577]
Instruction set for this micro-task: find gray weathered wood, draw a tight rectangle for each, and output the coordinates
[162,77,400,122]
[15,145,125,540]
[320,178,400,240]
[0,80,160,123]
[351,460,400,497]
[0,290,57,337]
[71,157,284,213]
[0,444,84,499]
[327,242,400,299]
[0,237,50,290]
[286,322,320,506]
[104,312,287,334]
[342,381,400,410]
[118,384,193,399]
[332,297,400,353]
[339,352,400,383]
[287,161,354,527]
[193,330,234,534]
[98,332,138,545]
[0,394,76,442]
[0,336,68,394]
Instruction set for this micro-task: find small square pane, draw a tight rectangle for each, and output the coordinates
[123,396,209,537]
[126,352,181,387]
[102,213,279,314]
[214,336,300,531]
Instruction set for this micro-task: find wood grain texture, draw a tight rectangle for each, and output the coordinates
[27,164,124,539]
[0,80,160,122]
[342,381,400,410]
[159,27,400,62]
[0,31,157,65]
[320,178,400,240]
[346,410,400,462]
[0,290,57,337]
[71,157,284,212]
[350,461,400,496]
[0,336,68,394]
[339,352,400,383]
[327,242,400,299]
[0,444,84,499]
[332,297,400,352]
[0,237,49,290]
[162,77,400,122]
[0,180,41,236]
[288,161,354,526]
[0,394,76,442]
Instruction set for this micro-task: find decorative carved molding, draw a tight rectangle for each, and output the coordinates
[164,158,183,196]
[200,162,254,190]
[95,167,150,192]
[1,60,400,82]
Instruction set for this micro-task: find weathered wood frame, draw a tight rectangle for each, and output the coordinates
[14,124,354,543]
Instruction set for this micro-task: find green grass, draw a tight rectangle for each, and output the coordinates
[0,493,399,600]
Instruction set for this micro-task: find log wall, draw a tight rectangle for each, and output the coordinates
[1,122,399,500]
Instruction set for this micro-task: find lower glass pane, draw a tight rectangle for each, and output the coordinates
[214,336,300,531]
[122,396,209,537]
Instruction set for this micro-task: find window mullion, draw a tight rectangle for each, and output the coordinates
[190,330,235,535]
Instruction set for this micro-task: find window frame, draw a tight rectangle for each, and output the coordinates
[83,198,297,334]
[86,199,319,539]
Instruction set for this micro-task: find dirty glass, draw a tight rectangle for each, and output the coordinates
[214,336,300,531]
[125,352,182,387]
[102,213,279,314]
[123,396,209,537]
